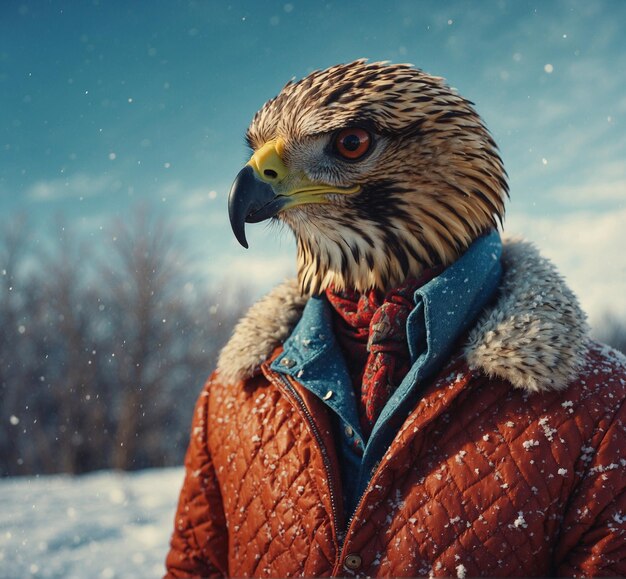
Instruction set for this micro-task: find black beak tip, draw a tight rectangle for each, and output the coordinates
[227,165,278,249]
[228,167,253,249]
[230,218,248,249]
[228,206,250,249]
[238,235,249,250]
[228,190,249,248]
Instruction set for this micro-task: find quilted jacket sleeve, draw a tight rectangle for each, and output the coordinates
[165,381,228,578]
[555,396,626,577]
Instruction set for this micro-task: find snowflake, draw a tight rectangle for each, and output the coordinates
[513,512,528,529]
[523,439,539,450]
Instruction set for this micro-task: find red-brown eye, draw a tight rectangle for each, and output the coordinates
[334,128,371,160]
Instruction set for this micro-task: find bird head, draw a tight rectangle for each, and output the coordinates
[228,60,508,295]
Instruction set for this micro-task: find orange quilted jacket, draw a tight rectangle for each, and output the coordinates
[165,242,626,577]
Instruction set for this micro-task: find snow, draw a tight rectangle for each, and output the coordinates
[513,512,528,529]
[538,416,557,442]
[0,467,184,579]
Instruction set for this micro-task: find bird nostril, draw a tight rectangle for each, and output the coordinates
[263,169,278,179]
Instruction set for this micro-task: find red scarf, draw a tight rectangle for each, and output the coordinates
[325,270,441,439]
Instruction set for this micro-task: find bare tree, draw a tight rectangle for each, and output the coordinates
[594,315,626,355]
[101,208,247,470]
[100,209,182,469]
[36,221,108,473]
[0,208,251,476]
[0,215,30,474]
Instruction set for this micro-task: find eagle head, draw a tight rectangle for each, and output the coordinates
[228,60,508,295]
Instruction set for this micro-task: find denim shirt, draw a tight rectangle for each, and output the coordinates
[271,231,503,517]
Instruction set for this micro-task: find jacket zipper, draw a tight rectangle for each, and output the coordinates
[341,459,387,551]
[270,372,342,549]
[270,368,398,573]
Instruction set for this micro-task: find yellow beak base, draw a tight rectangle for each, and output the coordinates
[228,139,361,247]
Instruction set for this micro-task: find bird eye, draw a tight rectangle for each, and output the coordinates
[334,128,371,160]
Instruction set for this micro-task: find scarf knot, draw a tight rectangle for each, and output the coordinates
[325,269,441,439]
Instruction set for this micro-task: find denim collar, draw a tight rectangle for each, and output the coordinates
[271,231,503,464]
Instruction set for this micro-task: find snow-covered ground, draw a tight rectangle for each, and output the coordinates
[0,467,184,579]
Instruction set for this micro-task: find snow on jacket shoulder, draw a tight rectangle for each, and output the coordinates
[165,240,626,578]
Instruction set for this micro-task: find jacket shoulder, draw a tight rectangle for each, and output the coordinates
[464,239,589,393]
[578,340,626,390]
[216,279,306,384]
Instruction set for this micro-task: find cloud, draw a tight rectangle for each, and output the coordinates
[215,253,295,286]
[180,188,221,210]
[144,180,229,229]
[180,206,296,299]
[190,250,295,299]
[505,207,626,326]
[27,173,120,202]
[551,176,626,207]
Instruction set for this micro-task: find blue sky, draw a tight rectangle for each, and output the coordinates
[1,0,625,324]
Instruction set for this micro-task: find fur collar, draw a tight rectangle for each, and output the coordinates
[217,239,589,393]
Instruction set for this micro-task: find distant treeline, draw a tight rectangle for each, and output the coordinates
[0,210,250,476]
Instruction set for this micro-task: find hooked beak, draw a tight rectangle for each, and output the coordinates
[227,165,285,249]
[227,139,359,248]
